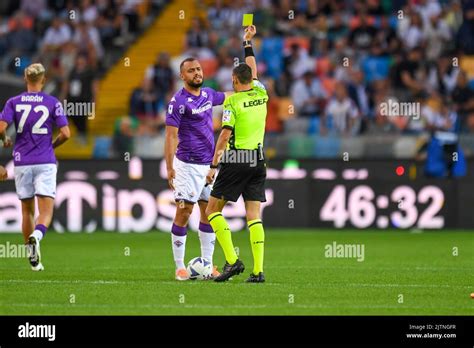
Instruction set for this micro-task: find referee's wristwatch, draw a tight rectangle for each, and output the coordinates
[210,164,219,169]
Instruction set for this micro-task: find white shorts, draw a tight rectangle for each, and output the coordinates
[173,157,211,204]
[14,164,57,200]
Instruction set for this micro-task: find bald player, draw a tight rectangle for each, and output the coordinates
[165,57,232,280]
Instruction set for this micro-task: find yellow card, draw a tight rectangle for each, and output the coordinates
[242,14,253,27]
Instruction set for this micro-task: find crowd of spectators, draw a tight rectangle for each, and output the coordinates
[135,0,473,141]
[0,0,146,142]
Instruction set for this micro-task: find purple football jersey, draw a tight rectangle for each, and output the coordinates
[166,87,225,164]
[0,92,68,166]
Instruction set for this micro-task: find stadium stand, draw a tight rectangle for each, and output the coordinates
[0,0,473,160]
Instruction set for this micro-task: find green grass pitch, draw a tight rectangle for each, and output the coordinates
[0,230,473,315]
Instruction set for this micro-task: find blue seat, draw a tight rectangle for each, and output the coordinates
[93,137,112,159]
[259,38,283,80]
[468,79,474,91]
[308,117,320,135]
[313,135,341,158]
[15,56,32,76]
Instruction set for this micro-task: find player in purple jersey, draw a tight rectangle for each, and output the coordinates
[0,63,71,271]
[165,57,232,280]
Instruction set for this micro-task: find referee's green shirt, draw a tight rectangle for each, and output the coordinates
[221,79,268,150]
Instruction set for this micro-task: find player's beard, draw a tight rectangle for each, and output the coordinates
[188,80,203,88]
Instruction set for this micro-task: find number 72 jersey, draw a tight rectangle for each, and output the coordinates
[0,92,68,166]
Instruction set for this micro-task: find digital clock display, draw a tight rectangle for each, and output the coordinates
[314,183,451,229]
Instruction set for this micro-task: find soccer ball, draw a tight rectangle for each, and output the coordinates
[187,257,212,280]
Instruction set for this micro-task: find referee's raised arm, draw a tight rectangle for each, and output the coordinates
[243,25,257,79]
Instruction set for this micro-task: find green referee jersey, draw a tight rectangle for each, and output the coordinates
[221,79,268,150]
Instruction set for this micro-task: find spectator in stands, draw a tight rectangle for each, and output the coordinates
[347,69,370,119]
[309,15,329,55]
[451,70,474,131]
[274,72,291,97]
[283,43,314,80]
[375,15,397,52]
[2,10,36,74]
[327,12,348,44]
[275,0,294,34]
[130,78,164,135]
[113,116,138,156]
[444,0,463,34]
[288,12,311,36]
[291,71,327,118]
[368,93,400,134]
[20,0,48,20]
[322,82,360,136]
[361,42,391,84]
[222,0,250,29]
[401,11,425,49]
[80,0,98,24]
[61,54,98,144]
[225,36,242,61]
[366,0,385,16]
[215,55,234,92]
[96,0,123,47]
[263,79,283,134]
[415,0,442,25]
[146,52,174,112]
[424,13,452,62]
[306,0,319,22]
[456,0,474,54]
[348,12,377,52]
[427,54,459,95]
[424,98,458,132]
[73,20,103,66]
[41,17,71,53]
[207,0,226,31]
[120,0,140,34]
[0,15,7,58]
[185,17,209,50]
[391,47,427,101]
[252,0,275,34]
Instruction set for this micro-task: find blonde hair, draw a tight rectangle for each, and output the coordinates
[24,63,46,83]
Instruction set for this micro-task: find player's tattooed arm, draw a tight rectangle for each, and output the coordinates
[52,125,71,149]
[0,121,12,148]
[206,128,232,184]
[165,126,179,190]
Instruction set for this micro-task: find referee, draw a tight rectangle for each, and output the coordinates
[205,25,268,283]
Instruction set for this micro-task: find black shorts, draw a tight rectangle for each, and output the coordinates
[211,161,266,202]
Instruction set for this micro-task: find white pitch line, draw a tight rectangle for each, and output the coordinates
[5,303,268,309]
[0,279,471,289]
[0,279,281,286]
[2,303,471,311]
[344,283,472,289]
[1,279,119,285]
